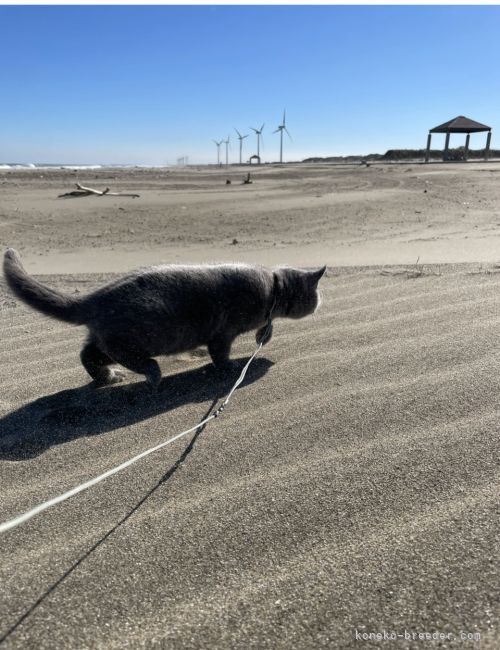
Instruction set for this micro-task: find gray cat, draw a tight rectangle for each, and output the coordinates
[3,249,325,389]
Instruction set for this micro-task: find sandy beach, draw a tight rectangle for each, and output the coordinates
[0,163,499,648]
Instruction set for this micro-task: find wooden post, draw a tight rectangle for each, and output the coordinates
[485,131,492,160]
[425,133,432,162]
[464,133,470,161]
[443,132,450,161]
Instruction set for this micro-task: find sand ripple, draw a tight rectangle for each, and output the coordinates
[0,269,499,648]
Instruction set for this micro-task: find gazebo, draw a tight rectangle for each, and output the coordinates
[425,115,492,162]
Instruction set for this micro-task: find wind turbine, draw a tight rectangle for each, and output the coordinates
[273,110,292,163]
[234,128,249,164]
[213,139,223,166]
[222,135,230,166]
[250,123,265,161]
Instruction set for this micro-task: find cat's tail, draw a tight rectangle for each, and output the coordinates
[3,248,83,324]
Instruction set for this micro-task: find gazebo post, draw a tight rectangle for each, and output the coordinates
[425,133,432,162]
[485,130,492,160]
[443,132,451,161]
[464,133,470,161]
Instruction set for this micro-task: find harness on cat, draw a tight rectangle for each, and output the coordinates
[264,272,279,325]
[0,278,280,534]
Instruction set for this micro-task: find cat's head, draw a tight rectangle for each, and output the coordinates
[275,266,326,319]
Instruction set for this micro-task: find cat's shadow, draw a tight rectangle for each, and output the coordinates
[0,357,273,461]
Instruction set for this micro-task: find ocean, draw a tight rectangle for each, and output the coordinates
[0,163,170,171]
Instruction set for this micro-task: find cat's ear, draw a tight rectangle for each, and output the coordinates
[307,266,326,285]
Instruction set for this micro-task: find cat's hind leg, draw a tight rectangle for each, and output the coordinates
[102,338,162,390]
[80,339,126,386]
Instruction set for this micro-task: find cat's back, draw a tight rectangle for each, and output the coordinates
[82,263,271,318]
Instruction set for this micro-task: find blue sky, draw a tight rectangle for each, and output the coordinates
[2,5,500,165]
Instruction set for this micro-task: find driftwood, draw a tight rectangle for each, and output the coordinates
[58,183,140,198]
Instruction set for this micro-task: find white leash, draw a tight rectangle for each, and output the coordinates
[0,337,267,535]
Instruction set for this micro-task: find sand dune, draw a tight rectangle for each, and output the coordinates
[1,265,499,648]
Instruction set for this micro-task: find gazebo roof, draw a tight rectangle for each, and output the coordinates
[430,116,491,134]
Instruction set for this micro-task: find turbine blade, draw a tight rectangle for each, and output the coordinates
[273,128,280,134]
[285,127,293,142]
[234,128,242,138]
[260,123,265,132]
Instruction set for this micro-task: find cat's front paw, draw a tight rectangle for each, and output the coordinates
[256,322,273,346]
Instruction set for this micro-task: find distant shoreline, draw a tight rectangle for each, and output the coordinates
[3,147,500,171]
